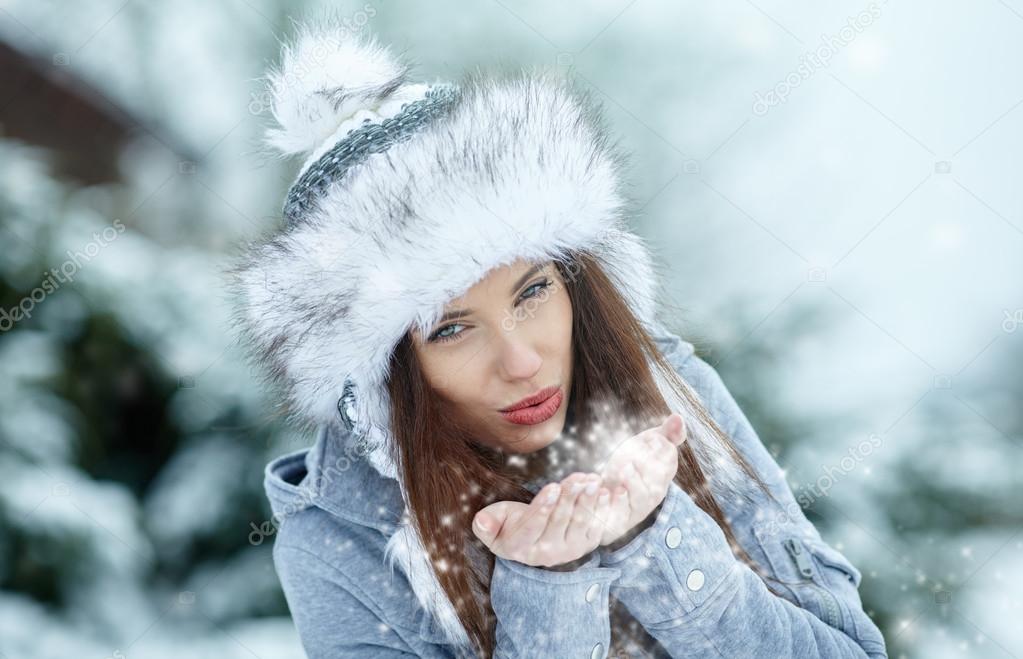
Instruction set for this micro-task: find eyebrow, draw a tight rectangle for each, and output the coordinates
[433,263,546,326]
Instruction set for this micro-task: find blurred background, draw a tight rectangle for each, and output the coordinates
[1,1,1020,657]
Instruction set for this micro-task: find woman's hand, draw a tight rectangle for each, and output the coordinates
[472,472,612,568]
[471,413,686,566]
[595,413,687,546]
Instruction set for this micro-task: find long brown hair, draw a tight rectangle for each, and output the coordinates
[386,251,780,657]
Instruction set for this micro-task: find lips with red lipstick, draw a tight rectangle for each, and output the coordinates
[499,385,564,425]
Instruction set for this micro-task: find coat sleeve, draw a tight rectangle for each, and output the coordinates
[598,483,887,658]
[489,551,622,658]
[594,353,889,658]
[274,540,625,659]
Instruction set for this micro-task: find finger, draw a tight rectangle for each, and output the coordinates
[621,460,654,506]
[472,503,510,549]
[546,475,586,543]
[513,483,561,546]
[610,482,629,520]
[586,484,612,543]
[660,413,686,446]
[563,471,592,496]
[643,417,676,445]
[567,474,601,544]
[601,484,630,544]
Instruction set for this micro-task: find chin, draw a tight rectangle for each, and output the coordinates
[501,413,566,453]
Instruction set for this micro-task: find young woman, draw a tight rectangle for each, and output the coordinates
[234,19,889,659]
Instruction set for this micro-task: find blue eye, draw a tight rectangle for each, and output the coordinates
[521,278,552,300]
[428,278,554,344]
[430,323,464,343]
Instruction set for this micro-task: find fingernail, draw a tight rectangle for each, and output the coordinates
[474,516,489,532]
[545,485,560,504]
[585,480,599,495]
[570,481,584,495]
[598,490,610,504]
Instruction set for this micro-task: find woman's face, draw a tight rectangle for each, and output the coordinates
[412,258,574,454]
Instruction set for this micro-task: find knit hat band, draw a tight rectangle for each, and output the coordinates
[283,83,460,226]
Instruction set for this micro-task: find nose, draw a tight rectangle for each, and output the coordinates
[494,330,543,381]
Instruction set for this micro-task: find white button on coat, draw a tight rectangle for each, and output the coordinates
[585,583,600,603]
[665,526,682,549]
[686,568,706,591]
[590,641,604,658]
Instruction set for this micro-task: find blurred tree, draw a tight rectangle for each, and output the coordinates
[0,137,297,656]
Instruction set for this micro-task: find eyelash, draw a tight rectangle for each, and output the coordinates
[429,278,553,344]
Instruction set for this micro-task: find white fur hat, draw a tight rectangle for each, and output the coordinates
[232,20,666,485]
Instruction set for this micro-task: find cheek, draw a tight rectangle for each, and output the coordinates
[422,355,486,408]
[417,352,458,395]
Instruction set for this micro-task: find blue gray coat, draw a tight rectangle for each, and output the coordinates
[262,326,889,658]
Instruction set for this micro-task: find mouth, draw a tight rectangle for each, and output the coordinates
[499,385,563,426]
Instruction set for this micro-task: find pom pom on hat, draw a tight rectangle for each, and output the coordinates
[264,20,413,157]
